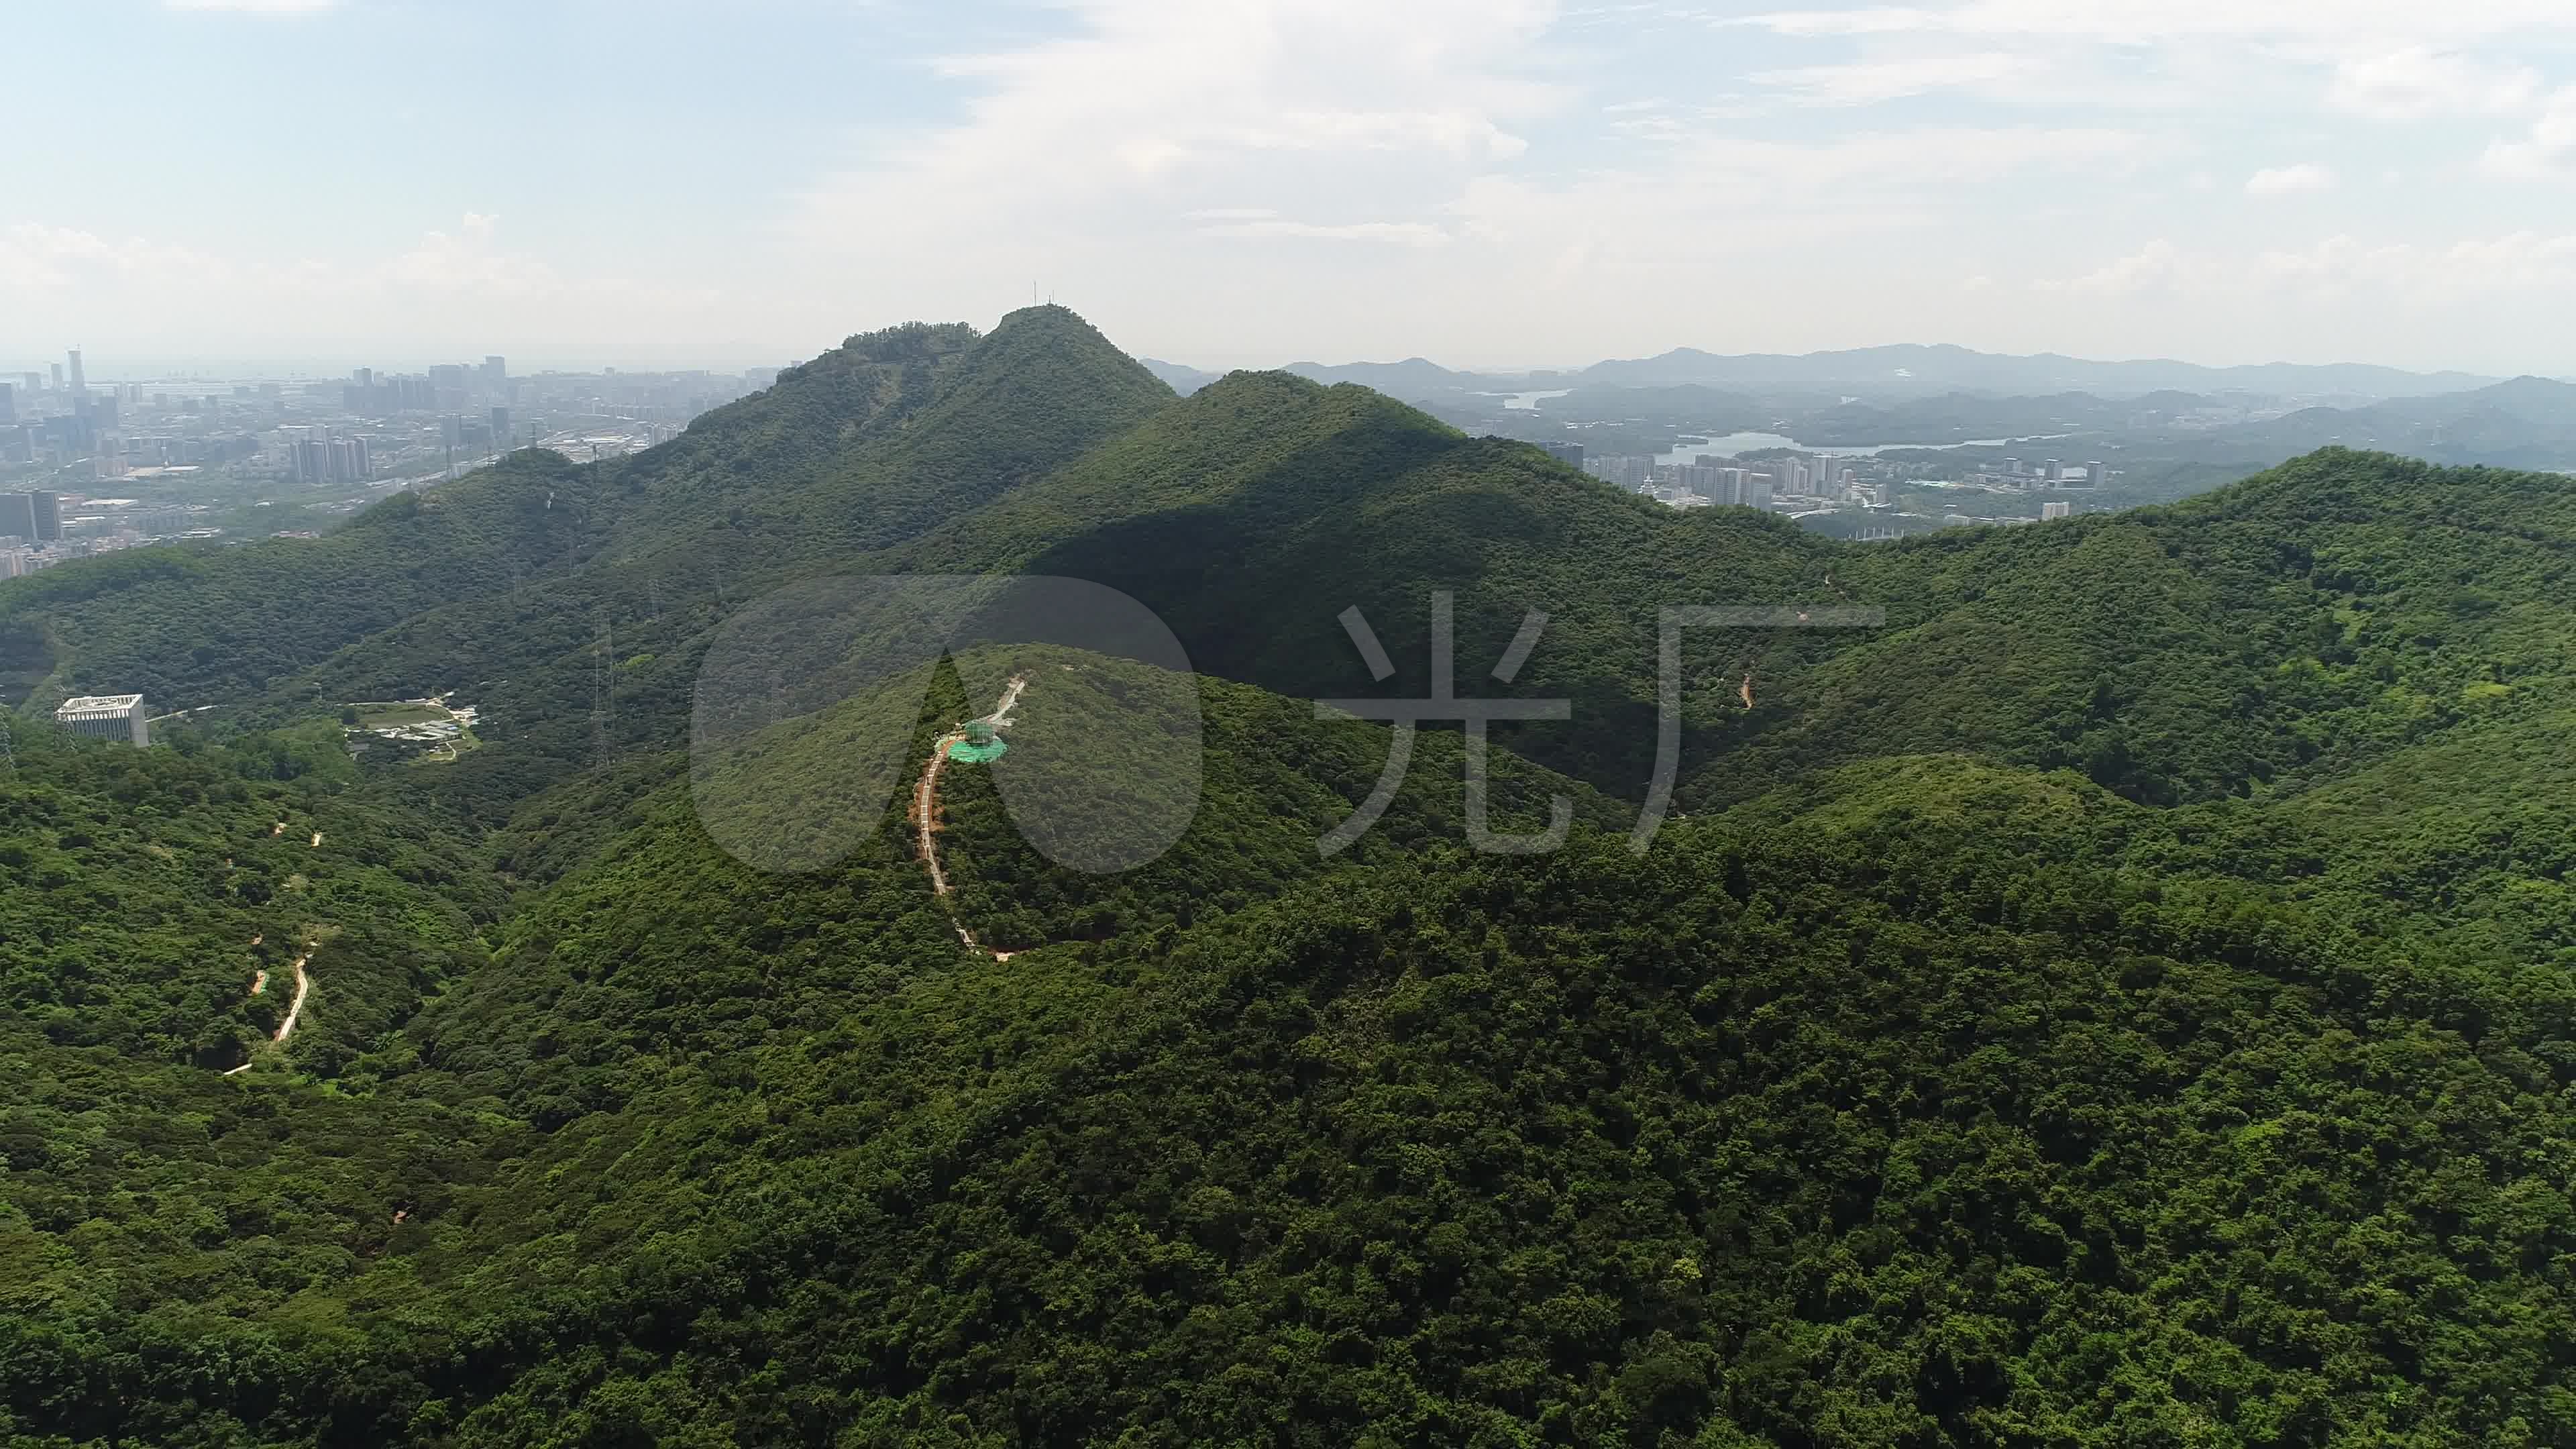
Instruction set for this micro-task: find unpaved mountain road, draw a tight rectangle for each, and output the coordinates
[220,945,314,1076]
[912,676,1028,959]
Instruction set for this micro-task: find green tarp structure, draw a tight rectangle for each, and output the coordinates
[947,720,1007,763]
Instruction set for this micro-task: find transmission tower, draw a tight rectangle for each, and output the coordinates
[591,614,612,767]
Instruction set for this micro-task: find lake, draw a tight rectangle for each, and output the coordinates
[1654,432,2069,465]
[1476,389,1573,410]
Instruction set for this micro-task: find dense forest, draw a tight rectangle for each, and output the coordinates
[9,306,2576,1445]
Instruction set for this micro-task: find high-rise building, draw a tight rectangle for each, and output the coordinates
[330,437,371,482]
[2041,500,2073,520]
[19,372,39,396]
[0,492,34,542]
[66,349,85,396]
[1540,440,1584,469]
[483,356,507,390]
[55,694,150,747]
[30,491,61,541]
[0,382,13,425]
[50,364,64,392]
[429,364,470,411]
[2086,461,2107,486]
[490,405,513,448]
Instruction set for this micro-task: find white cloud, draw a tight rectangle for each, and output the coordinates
[164,0,338,11]
[1691,125,2155,188]
[0,225,233,292]
[783,0,1561,307]
[2037,231,2576,301]
[0,215,721,341]
[2326,47,2540,118]
[1738,1,2576,46]
[2245,163,2337,195]
[1193,219,1452,246]
[34,0,2576,370]
[1749,52,2035,105]
[1219,109,1529,159]
[2483,87,2576,178]
[2034,238,2188,296]
[2255,231,2576,299]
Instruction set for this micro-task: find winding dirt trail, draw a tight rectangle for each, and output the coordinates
[913,676,1028,959]
[273,951,313,1042]
[220,943,314,1076]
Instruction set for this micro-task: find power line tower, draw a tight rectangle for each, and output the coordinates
[591,613,612,767]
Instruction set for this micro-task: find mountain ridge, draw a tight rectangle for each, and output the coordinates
[1144,341,2514,401]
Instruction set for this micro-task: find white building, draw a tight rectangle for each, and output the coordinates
[55,693,150,747]
[2041,501,2073,521]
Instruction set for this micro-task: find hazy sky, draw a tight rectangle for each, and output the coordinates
[7,0,2576,374]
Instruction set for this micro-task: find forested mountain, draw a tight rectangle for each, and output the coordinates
[1138,357,1225,395]
[1564,343,2498,398]
[2183,375,2576,468]
[11,306,2576,1446]
[1144,343,2503,400]
[0,311,1171,715]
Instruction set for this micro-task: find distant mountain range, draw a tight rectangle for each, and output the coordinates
[1145,344,2520,403]
[1556,343,2503,399]
[2181,374,2576,469]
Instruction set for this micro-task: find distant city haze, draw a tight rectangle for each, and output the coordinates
[9,2,2576,374]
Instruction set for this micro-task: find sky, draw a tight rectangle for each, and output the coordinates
[5,0,2576,376]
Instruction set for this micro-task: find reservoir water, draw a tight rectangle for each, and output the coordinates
[1654,432,2071,465]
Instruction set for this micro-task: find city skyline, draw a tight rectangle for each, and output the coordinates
[5,2,2576,374]
[0,332,2561,389]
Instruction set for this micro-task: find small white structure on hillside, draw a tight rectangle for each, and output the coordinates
[56,694,150,747]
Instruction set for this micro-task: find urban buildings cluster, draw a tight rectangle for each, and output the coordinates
[1553,441,1897,515]
[3,345,773,497]
[1534,436,2110,536]
[1967,457,2114,489]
